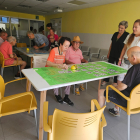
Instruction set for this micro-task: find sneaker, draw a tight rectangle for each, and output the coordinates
[101,81,107,86]
[75,88,80,95]
[55,95,63,104]
[14,73,21,79]
[63,97,74,106]
[79,84,85,91]
[108,108,120,117]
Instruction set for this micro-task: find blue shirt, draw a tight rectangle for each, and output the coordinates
[34,34,49,50]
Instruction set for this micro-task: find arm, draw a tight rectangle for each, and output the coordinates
[116,82,127,91]
[46,61,68,69]
[118,44,127,65]
[81,58,88,63]
[65,59,74,64]
[34,43,46,49]
[107,42,112,59]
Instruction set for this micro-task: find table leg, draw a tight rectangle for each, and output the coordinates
[31,57,33,68]
[98,79,101,91]
[26,79,31,92]
[39,90,47,140]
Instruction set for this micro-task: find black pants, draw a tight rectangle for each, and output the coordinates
[103,57,119,83]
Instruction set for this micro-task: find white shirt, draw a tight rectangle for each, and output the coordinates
[124,34,140,58]
[0,37,4,46]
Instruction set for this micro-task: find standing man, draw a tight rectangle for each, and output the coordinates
[27,31,49,51]
[0,31,8,46]
[65,36,88,95]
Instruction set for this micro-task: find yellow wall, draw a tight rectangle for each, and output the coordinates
[45,0,140,34]
[0,10,45,21]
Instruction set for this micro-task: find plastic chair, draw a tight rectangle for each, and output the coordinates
[88,48,101,62]
[0,52,21,77]
[106,84,140,140]
[43,99,107,140]
[0,75,38,138]
[17,43,27,47]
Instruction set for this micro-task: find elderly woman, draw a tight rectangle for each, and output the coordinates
[102,21,129,86]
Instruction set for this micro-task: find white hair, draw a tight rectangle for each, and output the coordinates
[119,21,128,29]
[7,36,16,43]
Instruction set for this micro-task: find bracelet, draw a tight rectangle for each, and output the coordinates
[119,58,121,60]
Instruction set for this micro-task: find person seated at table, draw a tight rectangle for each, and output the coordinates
[98,46,140,116]
[0,36,26,79]
[0,31,8,46]
[48,35,59,51]
[45,37,74,106]
[27,31,49,51]
[65,36,88,95]
[47,28,58,42]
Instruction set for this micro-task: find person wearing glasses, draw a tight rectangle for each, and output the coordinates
[49,35,59,52]
[65,36,88,95]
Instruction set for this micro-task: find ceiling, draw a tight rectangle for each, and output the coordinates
[0,0,125,16]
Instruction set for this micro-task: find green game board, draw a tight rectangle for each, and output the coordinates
[33,61,127,86]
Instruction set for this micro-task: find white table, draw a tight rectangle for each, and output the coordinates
[22,61,127,140]
[15,47,49,68]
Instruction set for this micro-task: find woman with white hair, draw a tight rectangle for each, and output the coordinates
[101,21,129,86]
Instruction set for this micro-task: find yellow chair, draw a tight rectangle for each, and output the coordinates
[0,75,38,137]
[0,52,21,77]
[43,99,107,140]
[106,85,140,140]
[17,43,27,47]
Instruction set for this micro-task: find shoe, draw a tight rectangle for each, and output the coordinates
[55,95,63,104]
[79,84,85,91]
[101,81,107,86]
[75,88,80,95]
[112,83,118,87]
[109,108,120,117]
[63,97,74,106]
[14,73,21,79]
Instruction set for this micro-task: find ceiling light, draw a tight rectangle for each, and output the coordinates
[54,7,63,13]
[68,0,87,5]
[17,5,32,8]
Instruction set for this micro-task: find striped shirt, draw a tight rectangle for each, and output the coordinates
[45,47,65,66]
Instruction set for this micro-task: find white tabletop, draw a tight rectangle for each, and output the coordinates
[22,62,127,91]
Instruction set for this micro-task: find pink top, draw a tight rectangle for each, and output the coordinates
[0,41,14,65]
[65,46,83,64]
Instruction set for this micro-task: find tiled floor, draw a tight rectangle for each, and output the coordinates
[1,67,140,140]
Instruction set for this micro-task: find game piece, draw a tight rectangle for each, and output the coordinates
[71,65,77,70]
[87,72,92,74]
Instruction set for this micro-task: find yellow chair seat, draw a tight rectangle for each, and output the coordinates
[1,91,37,116]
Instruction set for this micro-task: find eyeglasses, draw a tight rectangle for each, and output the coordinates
[74,41,80,44]
[50,38,54,39]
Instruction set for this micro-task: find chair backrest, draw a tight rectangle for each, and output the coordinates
[0,52,4,68]
[0,75,5,99]
[81,46,90,55]
[129,84,140,112]
[90,47,101,58]
[99,49,108,61]
[51,106,105,140]
[17,43,27,48]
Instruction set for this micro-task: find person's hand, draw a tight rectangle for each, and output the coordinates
[118,60,122,66]
[58,64,68,70]
[107,54,109,59]
[34,46,39,49]
[13,53,17,58]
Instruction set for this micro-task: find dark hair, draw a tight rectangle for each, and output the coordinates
[59,37,71,46]
[0,31,7,36]
[127,19,140,47]
[50,28,55,33]
[46,23,52,28]
[30,26,33,31]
